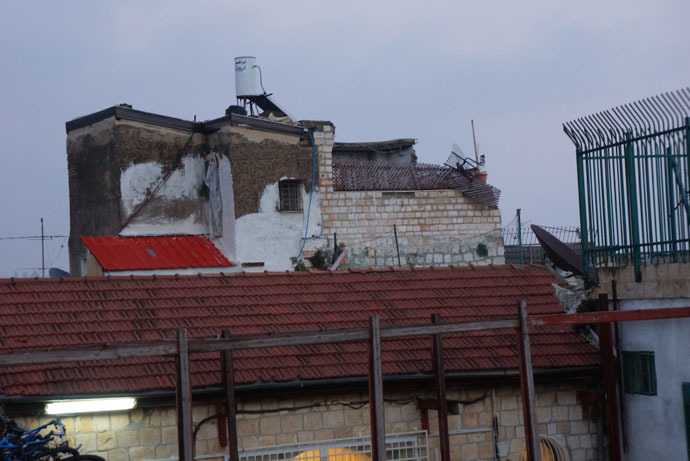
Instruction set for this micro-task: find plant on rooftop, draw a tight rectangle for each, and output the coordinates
[307,249,328,270]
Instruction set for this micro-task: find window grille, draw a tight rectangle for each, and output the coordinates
[622,351,657,395]
[146,431,427,461]
[279,180,303,212]
[240,431,427,461]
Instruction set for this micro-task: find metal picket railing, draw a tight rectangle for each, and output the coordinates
[563,88,690,281]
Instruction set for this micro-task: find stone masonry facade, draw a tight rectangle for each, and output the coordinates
[14,381,599,461]
[307,124,505,269]
[591,262,690,300]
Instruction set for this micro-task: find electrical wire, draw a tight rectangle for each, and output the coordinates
[296,130,317,261]
[191,393,489,442]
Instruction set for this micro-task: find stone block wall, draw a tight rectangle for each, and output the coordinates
[592,262,690,299]
[308,122,504,269]
[319,190,504,268]
[13,381,599,461]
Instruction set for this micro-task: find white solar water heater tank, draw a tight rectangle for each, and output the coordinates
[234,56,263,97]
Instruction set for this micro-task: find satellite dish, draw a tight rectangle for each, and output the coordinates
[531,225,583,275]
[445,143,485,174]
[49,268,70,278]
[444,144,468,169]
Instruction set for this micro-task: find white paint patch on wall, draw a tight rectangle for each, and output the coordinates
[235,181,322,271]
[120,162,162,217]
[619,297,690,461]
[120,156,206,217]
[218,154,236,261]
[120,215,208,237]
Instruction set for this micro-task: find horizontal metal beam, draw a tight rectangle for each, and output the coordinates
[1,307,688,367]
[530,307,690,326]
[0,343,177,366]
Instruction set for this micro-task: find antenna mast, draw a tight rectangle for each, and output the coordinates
[40,218,45,278]
[471,120,479,164]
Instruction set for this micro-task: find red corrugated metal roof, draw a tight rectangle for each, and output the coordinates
[81,235,233,271]
[0,266,599,397]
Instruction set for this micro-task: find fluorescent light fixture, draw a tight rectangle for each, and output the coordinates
[45,397,136,415]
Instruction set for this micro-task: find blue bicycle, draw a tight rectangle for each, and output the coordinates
[0,412,104,461]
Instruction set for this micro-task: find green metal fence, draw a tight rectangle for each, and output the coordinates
[563,88,690,281]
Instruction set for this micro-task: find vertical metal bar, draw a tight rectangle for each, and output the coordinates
[517,300,541,461]
[617,145,629,266]
[516,209,524,265]
[576,150,590,281]
[665,147,678,261]
[598,294,622,461]
[333,233,338,264]
[431,313,450,461]
[393,225,401,267]
[604,149,616,264]
[221,330,239,461]
[624,133,642,281]
[176,329,194,461]
[610,282,627,452]
[368,316,386,461]
[40,218,45,278]
[678,117,690,253]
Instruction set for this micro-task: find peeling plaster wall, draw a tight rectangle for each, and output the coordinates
[592,263,690,461]
[618,297,690,461]
[235,181,322,271]
[67,115,243,276]
[119,156,207,235]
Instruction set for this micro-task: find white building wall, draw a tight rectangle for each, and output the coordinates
[618,297,690,461]
[234,181,322,271]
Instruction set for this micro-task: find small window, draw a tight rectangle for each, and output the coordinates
[279,180,303,212]
[622,351,657,395]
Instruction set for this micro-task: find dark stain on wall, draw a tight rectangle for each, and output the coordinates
[226,132,314,219]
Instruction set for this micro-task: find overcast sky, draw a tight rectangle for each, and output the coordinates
[1,1,688,277]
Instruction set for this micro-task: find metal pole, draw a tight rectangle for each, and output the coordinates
[471,120,480,164]
[517,300,541,461]
[333,232,338,264]
[624,133,642,281]
[665,147,678,262]
[516,209,524,265]
[221,330,239,461]
[599,294,622,461]
[576,149,590,283]
[368,316,386,461]
[431,313,450,461]
[40,218,45,278]
[176,329,194,461]
[393,225,401,267]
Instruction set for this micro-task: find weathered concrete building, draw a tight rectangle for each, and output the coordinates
[66,105,503,276]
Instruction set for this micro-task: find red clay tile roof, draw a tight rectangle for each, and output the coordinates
[333,160,501,209]
[81,235,233,271]
[0,266,598,397]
